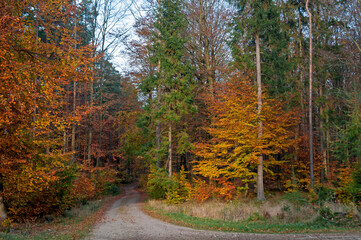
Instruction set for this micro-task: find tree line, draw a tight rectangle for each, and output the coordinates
[130,0,361,203]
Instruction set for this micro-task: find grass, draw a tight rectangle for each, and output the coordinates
[0,194,123,240]
[144,192,361,234]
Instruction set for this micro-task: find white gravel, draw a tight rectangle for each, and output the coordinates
[86,185,361,240]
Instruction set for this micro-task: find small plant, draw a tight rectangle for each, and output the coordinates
[316,186,336,205]
[166,167,191,204]
[0,219,12,233]
[281,204,291,212]
[103,183,121,196]
[147,167,177,199]
[247,212,266,222]
[281,191,309,206]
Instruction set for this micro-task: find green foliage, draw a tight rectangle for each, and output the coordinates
[315,186,336,204]
[332,91,361,164]
[229,0,293,98]
[147,167,191,204]
[316,206,360,227]
[166,167,191,204]
[2,154,77,221]
[341,168,361,204]
[0,219,12,233]
[146,204,359,233]
[102,183,121,196]
[147,168,177,199]
[281,191,309,206]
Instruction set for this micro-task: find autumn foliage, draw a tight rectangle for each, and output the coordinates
[193,77,299,191]
[0,0,133,221]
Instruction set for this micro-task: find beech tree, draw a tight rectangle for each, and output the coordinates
[193,78,298,194]
[228,0,291,200]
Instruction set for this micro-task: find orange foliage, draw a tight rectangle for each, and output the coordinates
[71,174,97,203]
[193,76,299,191]
[0,0,97,221]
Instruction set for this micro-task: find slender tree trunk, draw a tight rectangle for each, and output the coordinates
[64,85,70,153]
[71,81,76,162]
[156,121,161,167]
[298,7,306,133]
[71,1,77,162]
[306,0,314,190]
[320,87,327,182]
[97,91,103,167]
[88,80,93,161]
[156,59,162,168]
[168,121,172,177]
[256,31,265,201]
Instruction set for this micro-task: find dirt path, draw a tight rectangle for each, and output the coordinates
[86,185,361,240]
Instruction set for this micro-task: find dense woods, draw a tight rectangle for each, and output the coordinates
[1,0,361,222]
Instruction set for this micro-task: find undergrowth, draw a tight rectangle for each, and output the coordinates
[0,194,122,240]
[145,191,361,233]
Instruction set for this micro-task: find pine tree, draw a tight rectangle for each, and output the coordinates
[141,0,195,176]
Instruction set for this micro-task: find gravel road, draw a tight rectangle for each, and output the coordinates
[86,185,361,240]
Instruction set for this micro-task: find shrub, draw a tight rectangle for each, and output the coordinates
[71,174,97,204]
[147,167,177,199]
[2,155,76,221]
[166,167,191,204]
[190,179,216,203]
[335,166,361,204]
[102,182,121,196]
[281,191,309,206]
[316,186,336,205]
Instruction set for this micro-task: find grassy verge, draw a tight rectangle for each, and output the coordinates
[0,193,124,240]
[144,195,361,234]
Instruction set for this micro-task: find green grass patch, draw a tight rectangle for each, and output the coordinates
[145,204,361,234]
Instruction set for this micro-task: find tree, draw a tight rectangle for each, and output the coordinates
[193,78,298,192]
[142,0,195,176]
[306,0,314,190]
[228,0,291,200]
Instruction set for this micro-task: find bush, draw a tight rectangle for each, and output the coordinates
[316,186,336,204]
[2,155,77,221]
[103,182,121,196]
[71,174,97,205]
[147,167,177,199]
[335,166,361,204]
[166,167,191,204]
[190,179,216,203]
[281,191,309,206]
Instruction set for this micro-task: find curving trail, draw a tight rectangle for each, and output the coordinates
[86,185,361,240]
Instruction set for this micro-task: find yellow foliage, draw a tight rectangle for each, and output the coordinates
[193,78,298,186]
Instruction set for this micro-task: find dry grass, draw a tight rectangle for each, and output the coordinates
[147,195,318,224]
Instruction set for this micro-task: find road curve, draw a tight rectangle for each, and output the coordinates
[86,185,361,240]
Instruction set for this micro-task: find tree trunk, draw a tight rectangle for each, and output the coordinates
[306,0,314,190]
[168,121,172,177]
[156,59,162,168]
[71,2,77,163]
[71,80,76,162]
[88,80,93,161]
[256,31,265,201]
[156,121,161,167]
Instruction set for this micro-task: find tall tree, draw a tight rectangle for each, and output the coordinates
[306,0,314,190]
[228,0,291,200]
[144,0,195,176]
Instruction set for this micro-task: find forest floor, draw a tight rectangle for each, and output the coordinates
[0,194,124,240]
[86,185,361,240]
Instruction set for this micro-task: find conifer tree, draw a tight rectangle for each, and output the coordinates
[142,0,195,176]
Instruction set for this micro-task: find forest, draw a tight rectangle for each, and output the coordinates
[0,0,361,224]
